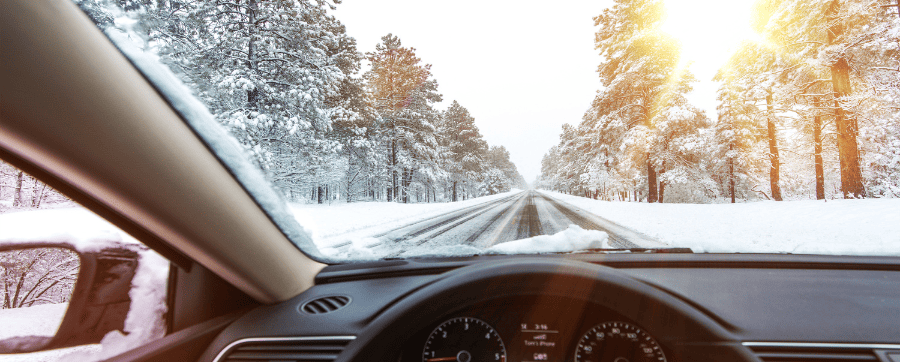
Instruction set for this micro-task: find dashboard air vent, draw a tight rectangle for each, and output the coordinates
[217,336,354,362]
[301,295,351,314]
[746,343,887,362]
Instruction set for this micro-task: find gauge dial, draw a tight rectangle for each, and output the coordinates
[574,321,667,362]
[422,317,506,362]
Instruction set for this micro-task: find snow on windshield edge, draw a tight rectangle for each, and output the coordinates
[98,14,327,261]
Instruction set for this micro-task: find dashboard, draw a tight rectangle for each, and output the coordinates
[199,254,900,362]
[402,296,670,362]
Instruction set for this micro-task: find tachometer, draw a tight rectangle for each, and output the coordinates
[574,321,667,362]
[422,317,506,362]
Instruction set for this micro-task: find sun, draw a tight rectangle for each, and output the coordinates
[661,0,759,77]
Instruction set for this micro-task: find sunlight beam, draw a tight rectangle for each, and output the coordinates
[661,0,758,80]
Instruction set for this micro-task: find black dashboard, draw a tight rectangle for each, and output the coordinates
[199,254,900,362]
[401,296,672,362]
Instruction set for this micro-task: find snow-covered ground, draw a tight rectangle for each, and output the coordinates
[538,190,900,256]
[0,304,68,340]
[290,190,618,259]
[290,190,523,249]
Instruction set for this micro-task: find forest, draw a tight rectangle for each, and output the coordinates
[537,0,900,203]
[67,0,526,205]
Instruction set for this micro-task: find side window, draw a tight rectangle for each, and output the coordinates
[0,161,170,361]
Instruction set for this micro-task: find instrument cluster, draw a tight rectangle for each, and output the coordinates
[402,296,669,362]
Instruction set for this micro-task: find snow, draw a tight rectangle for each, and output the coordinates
[0,208,139,252]
[486,225,609,254]
[0,345,100,362]
[537,190,900,256]
[0,304,68,340]
[293,190,618,259]
[357,225,610,259]
[0,208,169,361]
[101,20,324,261]
[292,190,523,249]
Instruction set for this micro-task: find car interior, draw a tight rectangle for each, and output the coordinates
[2,0,899,361]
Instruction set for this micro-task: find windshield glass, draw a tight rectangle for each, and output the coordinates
[75,0,899,261]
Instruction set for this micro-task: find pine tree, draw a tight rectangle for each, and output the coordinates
[440,101,487,201]
[712,65,767,202]
[715,41,790,201]
[762,0,888,198]
[365,34,433,202]
[592,0,701,202]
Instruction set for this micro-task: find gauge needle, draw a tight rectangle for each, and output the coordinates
[425,357,457,362]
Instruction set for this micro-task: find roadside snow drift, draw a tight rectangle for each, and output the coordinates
[487,225,609,254]
[538,190,900,256]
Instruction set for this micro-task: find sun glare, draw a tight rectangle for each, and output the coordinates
[661,0,758,76]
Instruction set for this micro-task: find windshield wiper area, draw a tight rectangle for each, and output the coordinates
[563,247,694,254]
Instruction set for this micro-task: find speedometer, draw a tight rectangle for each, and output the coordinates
[422,317,506,362]
[574,321,667,362]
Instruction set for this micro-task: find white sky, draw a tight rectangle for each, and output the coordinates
[333,0,755,183]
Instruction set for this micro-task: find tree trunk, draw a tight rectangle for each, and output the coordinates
[658,162,666,203]
[400,168,412,203]
[813,98,825,200]
[658,179,666,203]
[317,185,325,204]
[390,139,398,202]
[766,91,783,201]
[730,144,736,203]
[452,180,458,202]
[827,0,865,198]
[13,171,24,207]
[647,154,658,203]
[347,178,353,203]
[32,181,47,208]
[246,0,259,110]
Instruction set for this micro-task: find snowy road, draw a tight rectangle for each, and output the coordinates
[328,190,665,258]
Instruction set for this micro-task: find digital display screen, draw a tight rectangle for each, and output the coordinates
[519,323,560,361]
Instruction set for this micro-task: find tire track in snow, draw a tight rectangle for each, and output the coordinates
[515,192,543,240]
[463,195,526,244]
[328,192,524,251]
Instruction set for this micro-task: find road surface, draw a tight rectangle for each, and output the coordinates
[332,190,665,257]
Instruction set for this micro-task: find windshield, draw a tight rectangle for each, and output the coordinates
[75,0,899,261]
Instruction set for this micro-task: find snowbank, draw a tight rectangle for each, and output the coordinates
[537,190,900,256]
[486,225,609,254]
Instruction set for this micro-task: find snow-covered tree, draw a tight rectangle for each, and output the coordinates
[592,0,704,202]
[440,101,488,201]
[365,34,437,202]
[1,248,79,309]
[75,1,527,205]
[762,0,898,198]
